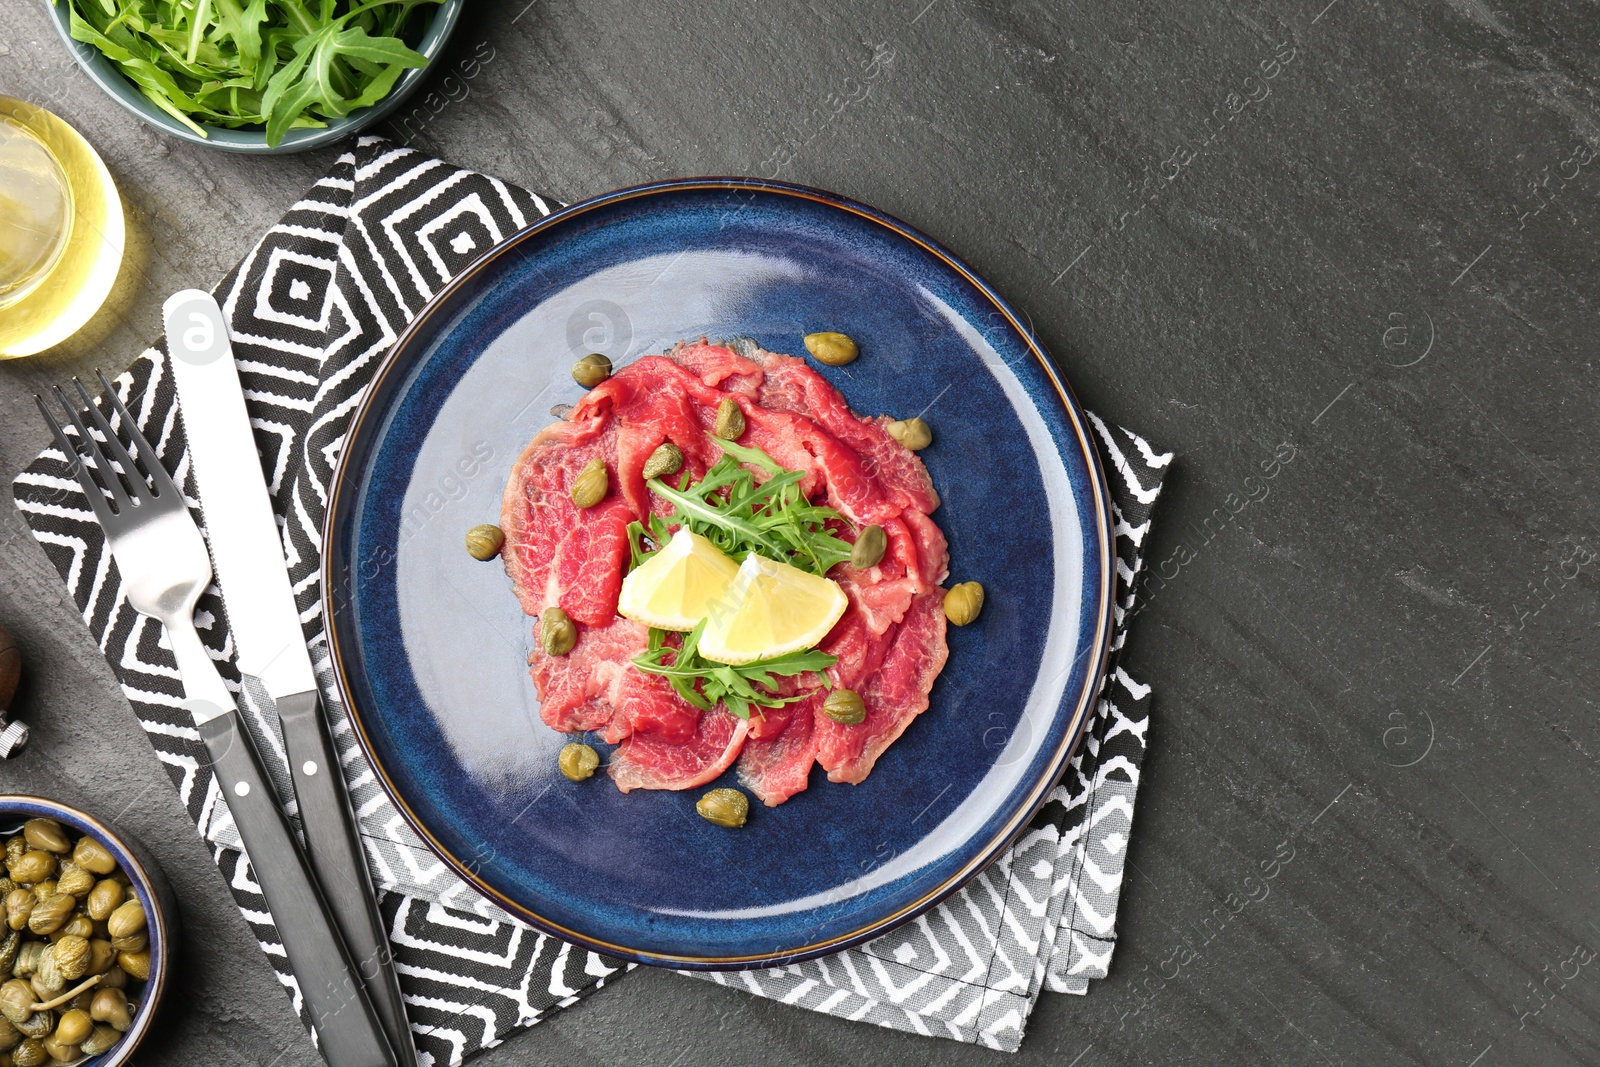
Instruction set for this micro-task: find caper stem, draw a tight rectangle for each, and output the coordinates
[30,974,99,1012]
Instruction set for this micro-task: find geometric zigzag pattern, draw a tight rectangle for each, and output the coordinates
[11,140,1170,1059]
[12,139,627,1067]
[687,418,1169,1050]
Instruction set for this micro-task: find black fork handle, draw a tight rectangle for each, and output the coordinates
[198,709,399,1067]
[279,691,416,1066]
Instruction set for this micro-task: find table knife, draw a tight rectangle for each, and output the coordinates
[165,290,416,1066]
[39,371,396,1067]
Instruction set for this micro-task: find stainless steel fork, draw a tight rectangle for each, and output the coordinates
[38,376,230,713]
[37,374,399,1067]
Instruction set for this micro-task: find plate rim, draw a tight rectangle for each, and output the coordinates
[322,176,1117,968]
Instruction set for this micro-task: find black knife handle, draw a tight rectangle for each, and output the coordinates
[198,709,398,1067]
[279,691,416,1066]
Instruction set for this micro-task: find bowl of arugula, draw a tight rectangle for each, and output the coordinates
[46,0,464,153]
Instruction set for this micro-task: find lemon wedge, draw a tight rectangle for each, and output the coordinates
[617,528,741,631]
[698,552,848,665]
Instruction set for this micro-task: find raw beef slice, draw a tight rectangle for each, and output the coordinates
[501,339,952,801]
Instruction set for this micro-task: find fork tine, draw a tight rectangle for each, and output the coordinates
[35,393,119,529]
[52,385,134,516]
[97,370,184,504]
[71,377,153,506]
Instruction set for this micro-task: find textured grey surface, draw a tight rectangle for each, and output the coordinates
[2,0,1599,1064]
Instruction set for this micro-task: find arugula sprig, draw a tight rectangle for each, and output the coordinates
[625,514,671,571]
[640,437,854,577]
[64,0,440,146]
[631,621,836,721]
[626,438,849,717]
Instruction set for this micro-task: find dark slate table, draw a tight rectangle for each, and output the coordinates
[3,1,1597,1064]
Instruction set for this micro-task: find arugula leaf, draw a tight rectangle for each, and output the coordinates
[624,515,672,572]
[638,436,854,577]
[64,0,440,146]
[631,621,837,720]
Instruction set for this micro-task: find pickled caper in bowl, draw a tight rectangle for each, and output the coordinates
[0,798,172,1067]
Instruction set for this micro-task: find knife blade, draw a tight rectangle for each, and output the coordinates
[165,289,416,1067]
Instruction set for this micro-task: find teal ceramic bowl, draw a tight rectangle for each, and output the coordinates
[43,0,463,154]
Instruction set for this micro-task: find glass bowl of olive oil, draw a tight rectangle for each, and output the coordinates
[0,97,124,358]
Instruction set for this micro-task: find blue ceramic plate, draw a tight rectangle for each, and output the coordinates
[324,180,1114,968]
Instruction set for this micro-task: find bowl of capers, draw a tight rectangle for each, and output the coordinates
[0,798,173,1067]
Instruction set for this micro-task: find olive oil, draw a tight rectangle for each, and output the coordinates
[0,97,124,357]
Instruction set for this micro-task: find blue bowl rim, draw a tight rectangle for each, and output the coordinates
[40,0,463,154]
[0,794,172,1065]
[322,176,1118,968]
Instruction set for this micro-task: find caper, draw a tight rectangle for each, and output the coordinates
[3,895,29,934]
[850,525,887,570]
[26,897,72,938]
[68,840,112,878]
[886,416,933,451]
[2,841,22,870]
[641,442,684,481]
[87,991,127,1032]
[695,788,749,828]
[0,879,15,898]
[570,457,609,508]
[79,1025,118,1056]
[50,938,87,984]
[28,885,52,906]
[19,826,65,859]
[83,942,113,977]
[105,901,144,942]
[54,916,91,942]
[0,981,32,1026]
[539,607,577,657]
[50,1017,86,1049]
[464,524,504,561]
[83,882,120,924]
[109,933,145,956]
[50,1010,88,1047]
[558,743,600,781]
[116,951,149,982]
[13,1010,51,1042]
[11,1038,44,1067]
[803,331,859,366]
[87,991,125,1030]
[50,870,89,902]
[12,945,41,978]
[0,931,14,974]
[823,689,867,725]
[50,866,90,902]
[96,968,126,991]
[0,1015,18,1051]
[572,353,612,388]
[943,581,984,626]
[6,855,52,889]
[713,398,746,440]
[41,1034,78,1063]
[30,949,62,999]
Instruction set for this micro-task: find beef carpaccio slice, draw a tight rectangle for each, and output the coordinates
[501,340,950,804]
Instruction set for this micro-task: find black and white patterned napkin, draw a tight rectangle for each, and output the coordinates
[11,139,1169,1059]
[688,414,1168,1048]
